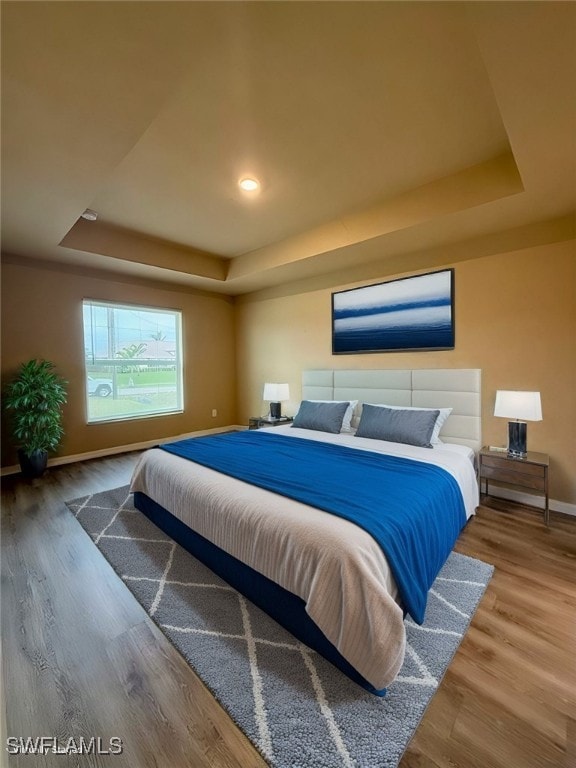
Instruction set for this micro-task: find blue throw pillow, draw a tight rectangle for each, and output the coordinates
[355,404,440,448]
[292,400,350,434]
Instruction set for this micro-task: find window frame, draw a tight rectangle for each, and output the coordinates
[82,298,184,425]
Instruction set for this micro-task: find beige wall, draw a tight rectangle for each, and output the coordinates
[1,258,237,466]
[3,240,575,505]
[236,239,576,506]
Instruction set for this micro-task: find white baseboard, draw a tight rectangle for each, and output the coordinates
[0,425,247,477]
[483,485,576,518]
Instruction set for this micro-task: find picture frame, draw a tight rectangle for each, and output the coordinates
[332,268,455,354]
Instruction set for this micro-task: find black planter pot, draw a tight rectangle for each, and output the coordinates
[18,449,48,479]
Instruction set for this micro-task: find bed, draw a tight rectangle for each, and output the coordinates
[130,368,481,695]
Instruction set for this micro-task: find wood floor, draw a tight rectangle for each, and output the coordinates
[2,454,575,768]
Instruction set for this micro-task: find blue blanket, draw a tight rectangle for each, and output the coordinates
[160,431,467,624]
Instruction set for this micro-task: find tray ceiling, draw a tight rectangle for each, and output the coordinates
[2,2,575,294]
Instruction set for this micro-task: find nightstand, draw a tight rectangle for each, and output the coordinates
[478,447,550,525]
[249,416,293,430]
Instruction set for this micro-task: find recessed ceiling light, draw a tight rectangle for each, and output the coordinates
[81,208,98,221]
[239,178,259,192]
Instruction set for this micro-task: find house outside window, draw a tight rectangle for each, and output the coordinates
[83,299,183,423]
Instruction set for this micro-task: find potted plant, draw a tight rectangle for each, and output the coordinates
[3,359,68,478]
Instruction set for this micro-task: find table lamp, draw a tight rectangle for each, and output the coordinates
[494,390,542,458]
[263,383,290,419]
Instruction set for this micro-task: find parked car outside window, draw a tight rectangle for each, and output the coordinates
[87,376,113,398]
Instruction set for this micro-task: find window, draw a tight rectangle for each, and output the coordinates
[83,300,183,423]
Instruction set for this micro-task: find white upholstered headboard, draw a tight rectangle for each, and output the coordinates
[301,369,481,451]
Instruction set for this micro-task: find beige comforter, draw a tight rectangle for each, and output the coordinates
[130,427,477,689]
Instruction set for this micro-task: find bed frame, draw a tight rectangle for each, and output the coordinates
[135,368,481,696]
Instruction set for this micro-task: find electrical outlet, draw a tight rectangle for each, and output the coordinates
[212,409,218,418]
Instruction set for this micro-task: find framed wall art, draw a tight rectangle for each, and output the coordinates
[332,268,455,354]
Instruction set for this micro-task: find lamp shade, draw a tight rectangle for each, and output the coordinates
[494,390,542,421]
[263,382,290,402]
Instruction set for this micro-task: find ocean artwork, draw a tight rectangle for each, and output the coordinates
[332,269,454,354]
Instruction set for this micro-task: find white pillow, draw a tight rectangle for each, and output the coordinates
[363,403,452,444]
[309,400,358,433]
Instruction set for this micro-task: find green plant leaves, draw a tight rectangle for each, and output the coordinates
[3,359,67,456]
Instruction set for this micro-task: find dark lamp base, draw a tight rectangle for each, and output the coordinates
[508,421,527,458]
[269,401,282,419]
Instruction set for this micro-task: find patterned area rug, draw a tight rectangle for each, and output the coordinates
[66,486,493,768]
